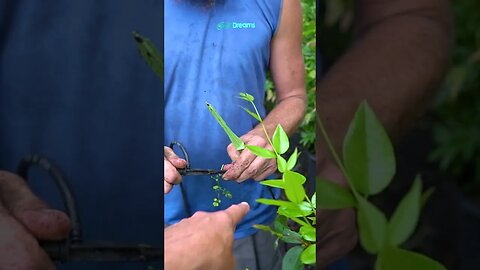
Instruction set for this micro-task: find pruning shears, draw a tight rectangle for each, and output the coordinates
[169,141,226,176]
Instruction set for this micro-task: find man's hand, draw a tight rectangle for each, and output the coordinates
[164,146,187,193]
[223,132,277,182]
[165,202,250,270]
[0,171,71,270]
[316,161,357,269]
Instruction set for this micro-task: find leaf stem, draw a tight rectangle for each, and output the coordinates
[316,116,361,199]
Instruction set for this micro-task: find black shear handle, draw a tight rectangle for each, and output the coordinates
[169,141,191,169]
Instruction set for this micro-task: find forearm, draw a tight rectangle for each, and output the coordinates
[251,93,307,139]
[317,5,452,170]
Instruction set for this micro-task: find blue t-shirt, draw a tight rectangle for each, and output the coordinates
[164,0,283,239]
[1,1,163,269]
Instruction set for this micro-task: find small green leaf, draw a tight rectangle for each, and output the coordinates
[261,179,285,189]
[272,124,289,154]
[299,225,316,242]
[238,92,255,102]
[206,103,245,150]
[357,196,387,254]
[300,244,316,265]
[316,177,356,209]
[282,246,304,270]
[278,204,312,217]
[387,176,422,247]
[241,106,261,122]
[283,170,306,185]
[311,192,316,209]
[376,247,447,270]
[277,155,287,173]
[286,148,298,171]
[133,32,164,81]
[246,145,276,159]
[343,101,396,195]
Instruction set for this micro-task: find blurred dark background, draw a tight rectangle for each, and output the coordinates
[318,0,480,269]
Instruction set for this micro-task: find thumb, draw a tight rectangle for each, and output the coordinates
[0,171,71,240]
[223,202,250,227]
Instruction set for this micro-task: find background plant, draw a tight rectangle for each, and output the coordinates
[266,0,316,153]
[207,93,316,269]
[316,102,445,270]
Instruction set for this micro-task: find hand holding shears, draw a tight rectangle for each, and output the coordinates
[164,141,226,194]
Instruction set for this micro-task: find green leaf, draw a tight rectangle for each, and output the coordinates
[300,244,316,265]
[206,103,245,150]
[311,192,316,209]
[272,124,289,154]
[376,247,447,270]
[343,101,396,195]
[246,145,276,159]
[238,92,255,102]
[133,32,164,81]
[300,225,316,242]
[286,148,298,171]
[260,179,285,189]
[357,196,387,254]
[278,203,312,218]
[282,246,304,270]
[277,155,287,173]
[256,198,295,208]
[316,177,356,209]
[283,170,306,185]
[274,215,289,233]
[387,176,422,247]
[253,224,282,238]
[241,106,262,122]
[284,174,305,204]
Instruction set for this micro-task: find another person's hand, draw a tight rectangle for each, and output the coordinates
[165,202,250,270]
[0,171,71,270]
[316,161,357,269]
[164,146,187,194]
[223,132,277,182]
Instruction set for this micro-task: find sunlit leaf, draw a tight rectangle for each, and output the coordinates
[238,92,255,102]
[283,170,306,185]
[246,145,276,159]
[277,155,287,173]
[300,244,316,265]
[261,179,285,189]
[286,148,298,171]
[300,225,316,242]
[272,124,289,154]
[241,106,262,122]
[206,103,245,150]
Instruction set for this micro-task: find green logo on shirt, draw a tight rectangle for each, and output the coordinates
[217,22,256,30]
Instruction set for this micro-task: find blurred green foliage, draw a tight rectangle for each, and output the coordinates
[266,0,316,153]
[429,0,480,192]
[319,0,480,192]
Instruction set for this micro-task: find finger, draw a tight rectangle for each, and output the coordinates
[164,158,182,185]
[226,143,241,162]
[164,146,187,168]
[235,156,264,182]
[252,161,277,181]
[223,202,250,226]
[0,171,71,240]
[223,149,256,180]
[164,181,174,194]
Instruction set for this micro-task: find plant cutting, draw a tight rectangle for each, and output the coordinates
[207,92,316,269]
[317,101,446,270]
